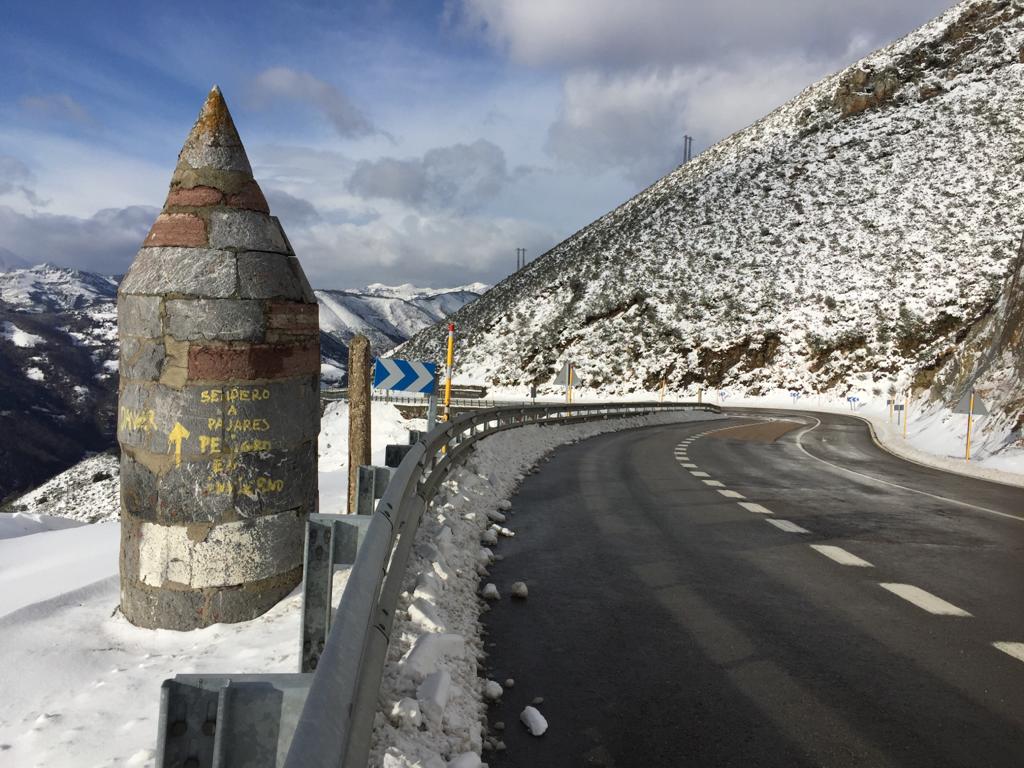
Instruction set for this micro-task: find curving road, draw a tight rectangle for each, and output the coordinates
[482,410,1024,767]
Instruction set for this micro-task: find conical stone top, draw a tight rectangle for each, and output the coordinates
[177,85,252,176]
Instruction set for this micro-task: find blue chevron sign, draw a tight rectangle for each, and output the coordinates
[373,358,437,394]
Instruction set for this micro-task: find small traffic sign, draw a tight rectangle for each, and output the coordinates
[373,358,437,394]
[954,392,989,416]
[894,404,905,412]
[553,362,574,386]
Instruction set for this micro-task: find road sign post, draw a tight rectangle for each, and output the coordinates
[955,390,990,462]
[443,323,455,421]
[553,362,575,404]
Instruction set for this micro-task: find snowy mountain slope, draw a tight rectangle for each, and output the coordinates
[0,266,120,501]
[316,284,485,380]
[403,0,1024,457]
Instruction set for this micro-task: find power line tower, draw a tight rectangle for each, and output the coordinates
[516,247,527,270]
[683,135,693,164]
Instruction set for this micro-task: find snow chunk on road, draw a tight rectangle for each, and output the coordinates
[511,581,529,599]
[481,583,500,601]
[520,706,548,736]
[447,753,482,768]
[390,697,423,729]
[483,680,503,701]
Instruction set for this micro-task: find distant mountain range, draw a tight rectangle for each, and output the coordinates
[0,263,482,501]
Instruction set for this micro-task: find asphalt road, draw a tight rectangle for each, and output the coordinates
[482,410,1024,767]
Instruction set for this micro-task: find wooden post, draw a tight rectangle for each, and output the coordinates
[348,335,371,513]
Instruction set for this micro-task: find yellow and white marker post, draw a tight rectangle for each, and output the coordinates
[903,396,910,439]
[660,378,666,403]
[443,322,455,422]
[567,364,574,404]
[965,391,976,462]
[954,389,988,462]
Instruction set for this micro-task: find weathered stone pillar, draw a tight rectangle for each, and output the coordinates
[117,86,321,630]
[347,335,371,513]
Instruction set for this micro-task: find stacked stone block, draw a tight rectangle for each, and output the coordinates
[117,87,320,629]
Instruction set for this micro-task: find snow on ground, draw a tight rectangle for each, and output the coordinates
[369,408,724,767]
[0,512,85,540]
[318,401,425,514]
[1,320,44,348]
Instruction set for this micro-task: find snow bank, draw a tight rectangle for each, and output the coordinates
[369,408,723,766]
[318,401,425,514]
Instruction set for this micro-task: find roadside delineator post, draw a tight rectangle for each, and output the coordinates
[117,86,320,630]
[348,336,371,512]
[442,323,455,422]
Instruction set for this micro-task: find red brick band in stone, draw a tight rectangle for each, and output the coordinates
[145,213,208,248]
[188,341,320,381]
[165,186,224,208]
[226,181,270,213]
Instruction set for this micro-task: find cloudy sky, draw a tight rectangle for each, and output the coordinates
[0,0,953,288]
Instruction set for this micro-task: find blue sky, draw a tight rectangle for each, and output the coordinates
[0,0,953,288]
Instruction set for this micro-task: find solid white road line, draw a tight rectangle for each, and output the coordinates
[703,480,725,487]
[794,418,1024,524]
[691,471,710,478]
[879,583,972,617]
[767,519,810,534]
[737,502,773,515]
[810,544,873,567]
[718,489,745,499]
[993,642,1024,663]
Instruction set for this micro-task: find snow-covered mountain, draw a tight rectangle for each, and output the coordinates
[402,0,1024,457]
[0,263,481,499]
[316,283,486,381]
[0,265,120,502]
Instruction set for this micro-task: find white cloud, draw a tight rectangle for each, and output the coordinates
[19,93,92,125]
[249,68,378,139]
[348,139,510,212]
[546,56,831,185]
[450,0,951,68]
[0,205,156,274]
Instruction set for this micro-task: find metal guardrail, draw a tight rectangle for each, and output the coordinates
[283,401,718,768]
[156,401,720,767]
[321,389,530,410]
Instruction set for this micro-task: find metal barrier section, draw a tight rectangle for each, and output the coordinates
[156,401,721,767]
[157,674,312,768]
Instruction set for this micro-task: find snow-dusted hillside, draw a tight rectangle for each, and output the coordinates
[0,265,120,501]
[403,0,1024,459]
[317,284,485,381]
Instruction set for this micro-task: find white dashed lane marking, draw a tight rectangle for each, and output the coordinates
[737,502,773,515]
[879,583,972,617]
[810,544,873,567]
[703,480,725,487]
[718,489,745,499]
[993,642,1024,663]
[690,471,710,478]
[766,519,810,534]
[680,463,697,469]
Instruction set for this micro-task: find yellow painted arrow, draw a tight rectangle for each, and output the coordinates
[168,422,191,467]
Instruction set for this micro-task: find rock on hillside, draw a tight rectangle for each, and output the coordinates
[402,0,1024,455]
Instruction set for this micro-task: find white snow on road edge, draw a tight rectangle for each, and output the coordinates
[370,409,723,768]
